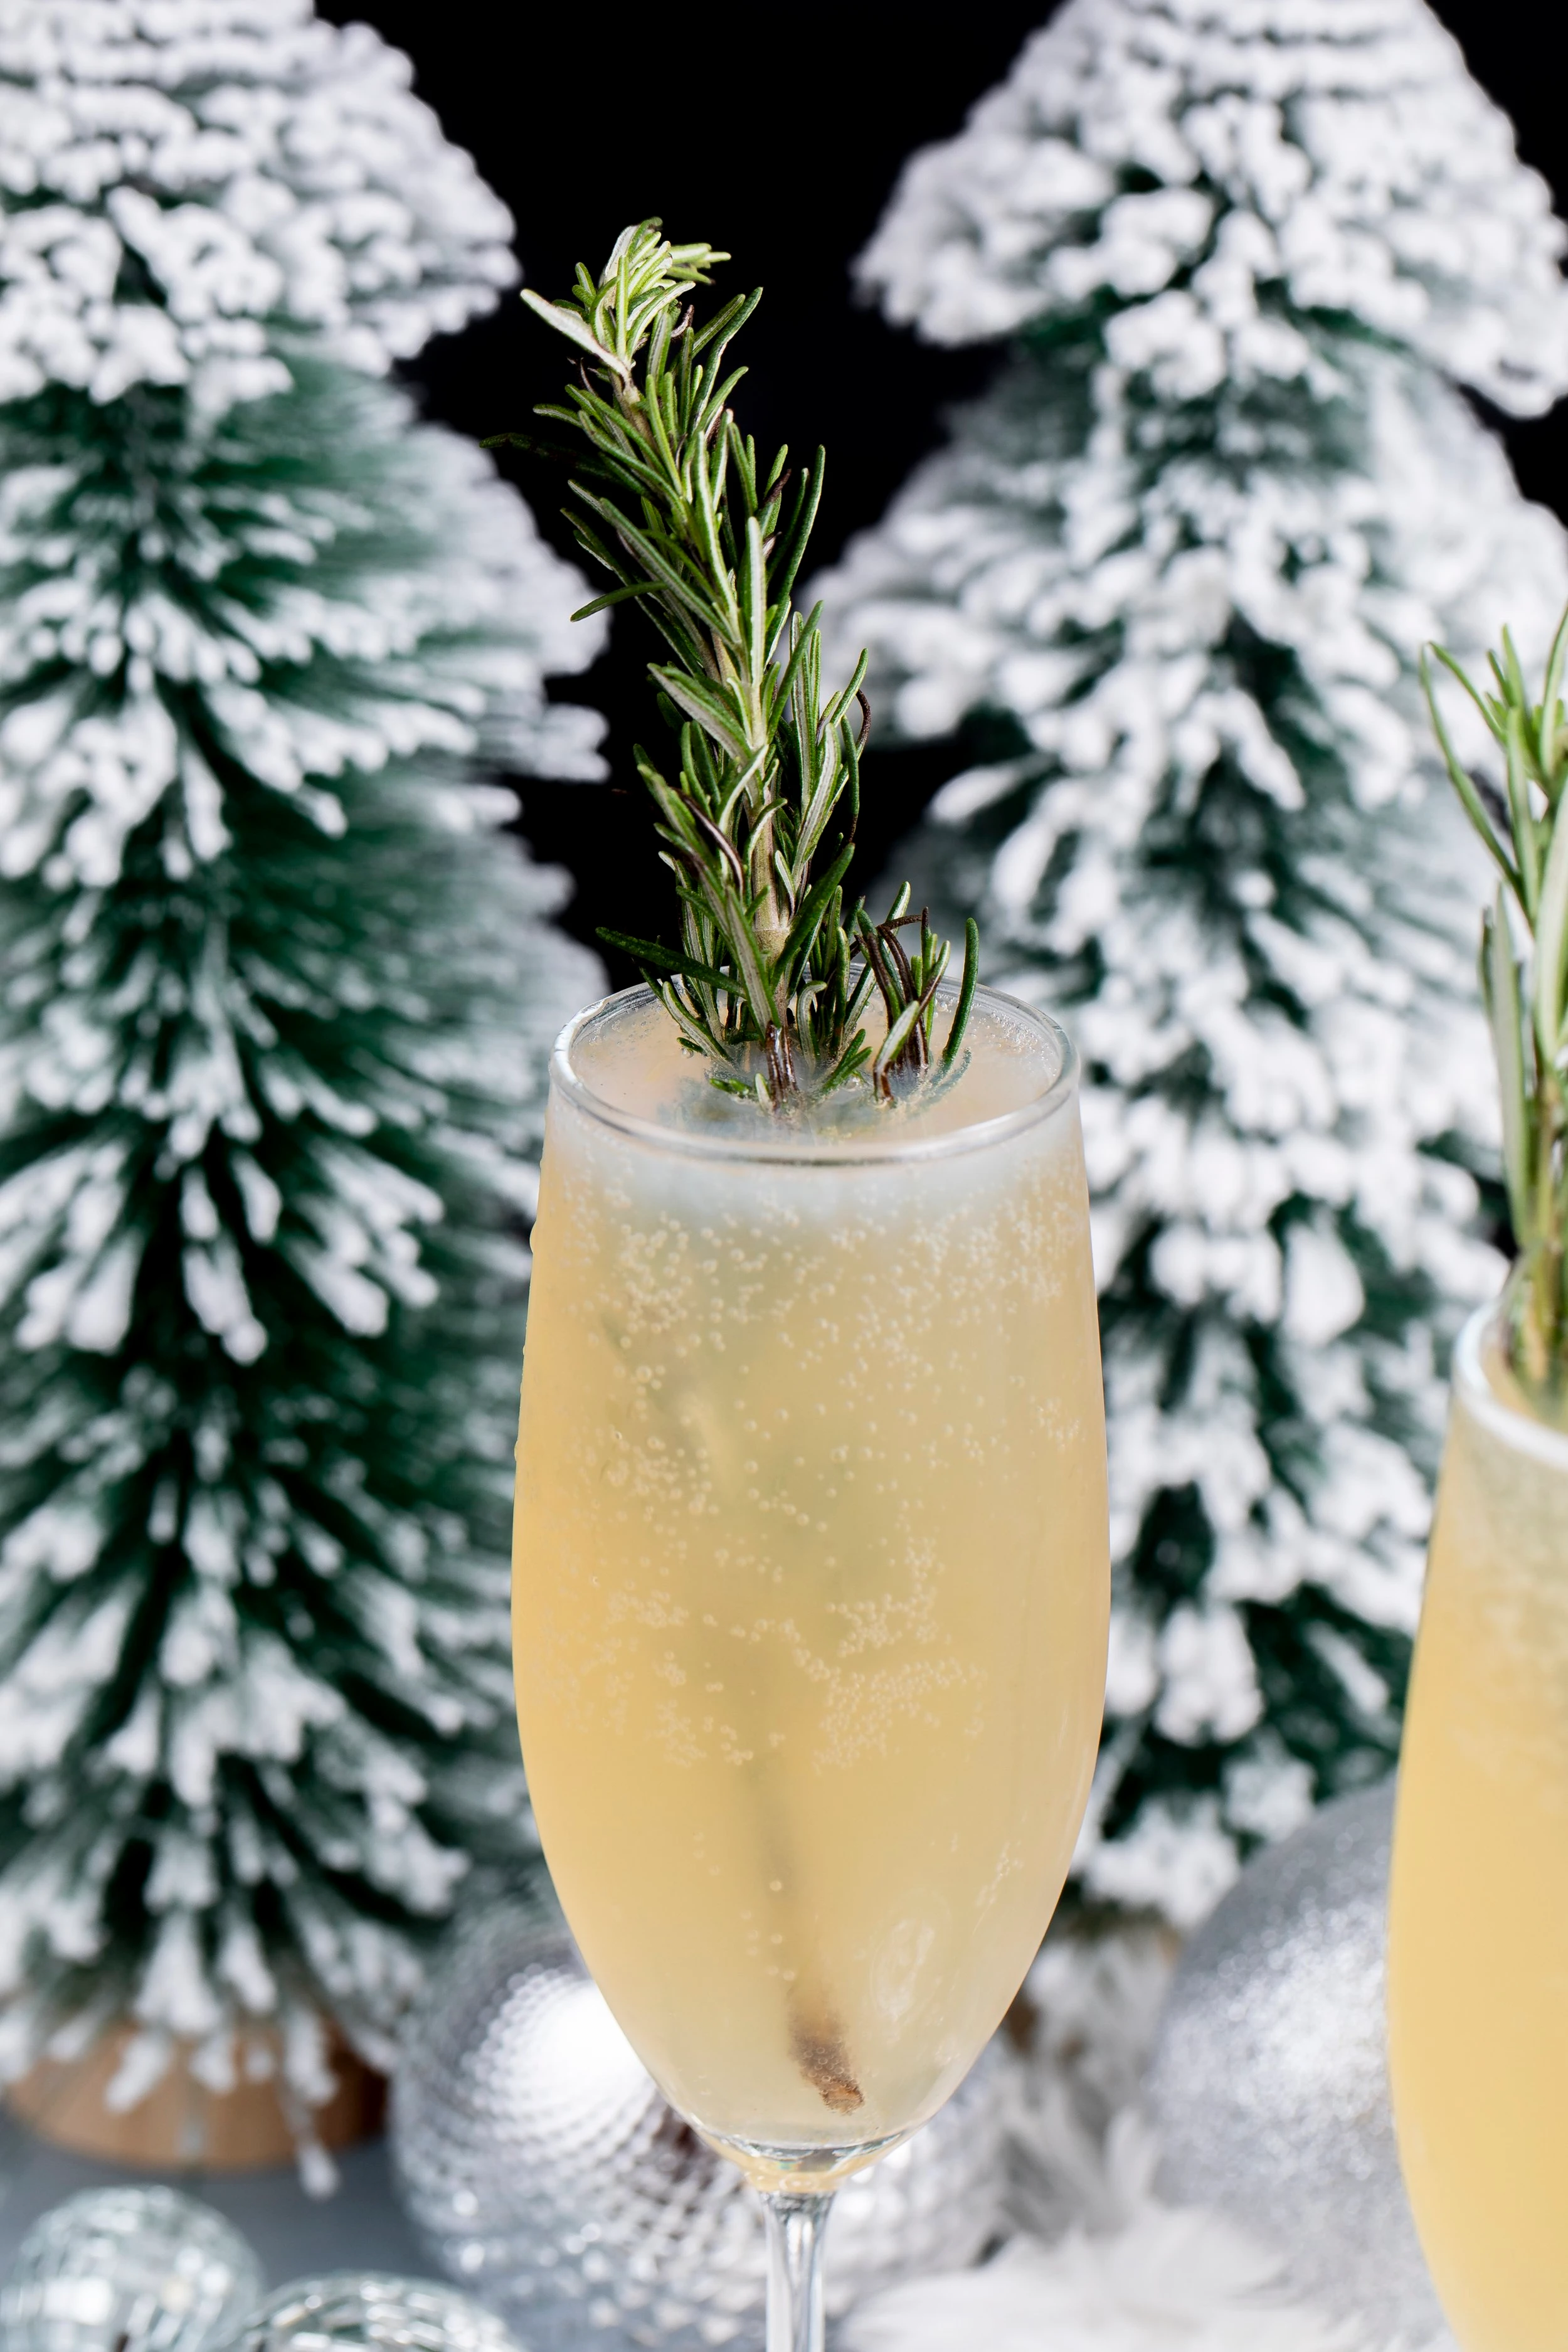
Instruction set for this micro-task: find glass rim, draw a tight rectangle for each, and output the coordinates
[549,980,1081,1167]
[1454,1298,1568,1472]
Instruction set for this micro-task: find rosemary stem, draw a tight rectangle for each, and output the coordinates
[519,221,982,1106]
[1425,613,1568,1397]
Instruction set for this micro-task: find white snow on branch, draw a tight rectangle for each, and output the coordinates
[859,0,1568,415]
[0,377,605,893]
[826,349,1563,810]
[0,0,516,406]
[0,1589,132,1783]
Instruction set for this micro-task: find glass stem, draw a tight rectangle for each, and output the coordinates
[761,2188,835,2352]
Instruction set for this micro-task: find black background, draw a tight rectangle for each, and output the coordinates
[317,1,1568,984]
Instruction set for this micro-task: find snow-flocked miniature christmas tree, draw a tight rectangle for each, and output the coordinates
[818,0,1568,1925]
[0,0,605,2163]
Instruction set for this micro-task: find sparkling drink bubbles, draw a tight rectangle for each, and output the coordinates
[512,984,1108,2334]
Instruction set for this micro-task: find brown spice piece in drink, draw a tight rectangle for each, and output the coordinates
[789,1995,864,2114]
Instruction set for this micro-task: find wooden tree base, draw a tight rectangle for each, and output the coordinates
[8,2028,386,2169]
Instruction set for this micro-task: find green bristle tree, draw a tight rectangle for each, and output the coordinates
[0,0,603,2174]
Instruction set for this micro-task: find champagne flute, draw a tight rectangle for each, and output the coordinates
[512,978,1109,2351]
[1387,1302,1568,2352]
[1387,607,1568,2352]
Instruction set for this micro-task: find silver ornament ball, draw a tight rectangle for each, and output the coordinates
[0,2185,263,2352]
[208,2276,521,2352]
[1146,1779,1451,2350]
[391,1897,1008,2349]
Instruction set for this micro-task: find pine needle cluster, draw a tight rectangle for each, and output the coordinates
[507,222,978,1109]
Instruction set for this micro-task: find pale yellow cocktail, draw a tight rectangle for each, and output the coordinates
[1388,1307,1568,2352]
[512,985,1108,2183]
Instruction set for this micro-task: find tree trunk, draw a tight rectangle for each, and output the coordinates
[7,2028,386,2169]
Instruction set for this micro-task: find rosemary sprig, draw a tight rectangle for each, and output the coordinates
[509,220,978,1108]
[1424,605,1568,1395]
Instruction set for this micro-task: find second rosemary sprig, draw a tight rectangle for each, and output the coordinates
[509,220,978,1108]
[1424,606,1568,1397]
